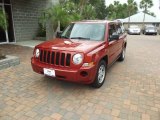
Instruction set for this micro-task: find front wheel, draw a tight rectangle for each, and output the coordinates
[91,60,106,88]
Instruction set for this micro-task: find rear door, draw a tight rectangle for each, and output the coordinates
[115,24,125,57]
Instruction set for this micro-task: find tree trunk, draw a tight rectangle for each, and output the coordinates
[142,7,146,29]
[53,21,60,38]
[128,11,131,29]
[142,12,145,29]
[80,0,85,16]
[5,30,9,43]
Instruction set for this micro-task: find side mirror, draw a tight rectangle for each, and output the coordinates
[110,33,119,41]
[56,31,63,38]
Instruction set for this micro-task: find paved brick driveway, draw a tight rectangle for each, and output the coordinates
[0,35,160,120]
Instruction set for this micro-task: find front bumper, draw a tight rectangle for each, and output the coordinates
[128,31,140,35]
[145,31,157,34]
[31,57,97,84]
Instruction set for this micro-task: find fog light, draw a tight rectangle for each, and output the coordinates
[80,71,88,77]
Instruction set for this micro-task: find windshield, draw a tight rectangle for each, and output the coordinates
[130,26,139,28]
[61,23,106,41]
[146,27,155,30]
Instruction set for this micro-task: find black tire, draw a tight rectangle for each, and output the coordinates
[91,60,106,88]
[118,47,126,61]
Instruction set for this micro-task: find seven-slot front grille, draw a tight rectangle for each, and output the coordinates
[39,49,71,67]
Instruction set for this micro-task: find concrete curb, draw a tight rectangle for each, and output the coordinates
[0,55,20,70]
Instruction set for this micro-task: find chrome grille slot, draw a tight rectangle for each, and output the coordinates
[56,52,60,65]
[61,53,65,66]
[51,52,55,64]
[47,51,50,63]
[43,50,47,62]
[66,54,71,66]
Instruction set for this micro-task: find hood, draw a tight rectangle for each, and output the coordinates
[36,38,105,53]
[129,28,140,31]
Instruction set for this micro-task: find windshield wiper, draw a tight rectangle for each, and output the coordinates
[70,37,90,40]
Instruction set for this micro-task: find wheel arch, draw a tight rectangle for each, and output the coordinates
[99,55,108,67]
[124,42,127,48]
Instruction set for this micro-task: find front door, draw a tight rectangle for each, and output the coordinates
[108,24,119,65]
[0,0,15,43]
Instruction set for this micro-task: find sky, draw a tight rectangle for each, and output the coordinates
[105,0,160,19]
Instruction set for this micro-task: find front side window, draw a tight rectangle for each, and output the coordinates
[61,23,106,41]
[109,24,117,37]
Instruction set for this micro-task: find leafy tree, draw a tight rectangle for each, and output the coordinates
[147,12,156,17]
[140,0,153,28]
[107,4,115,20]
[63,1,81,21]
[127,0,138,28]
[121,3,128,18]
[107,1,138,20]
[0,9,8,30]
[70,0,107,19]
[107,1,122,19]
[69,0,88,15]
[82,4,96,19]
[94,0,107,19]
[143,9,156,17]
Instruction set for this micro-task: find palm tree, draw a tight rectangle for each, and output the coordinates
[127,0,138,28]
[0,8,8,43]
[140,0,153,28]
[79,0,88,16]
[43,4,70,38]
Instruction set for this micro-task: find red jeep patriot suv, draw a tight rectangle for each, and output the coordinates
[31,20,127,88]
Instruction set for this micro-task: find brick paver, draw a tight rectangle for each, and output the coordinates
[0,35,160,120]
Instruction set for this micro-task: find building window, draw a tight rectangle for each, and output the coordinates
[0,0,11,4]
[152,23,160,27]
[4,0,11,4]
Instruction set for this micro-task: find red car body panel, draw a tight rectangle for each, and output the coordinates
[31,20,127,84]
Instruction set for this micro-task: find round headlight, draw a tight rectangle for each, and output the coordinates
[35,49,40,58]
[73,54,83,65]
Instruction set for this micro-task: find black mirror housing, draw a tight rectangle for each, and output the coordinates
[56,31,63,38]
[110,34,119,41]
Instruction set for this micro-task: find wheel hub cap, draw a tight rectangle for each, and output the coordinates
[122,49,126,58]
[98,65,105,84]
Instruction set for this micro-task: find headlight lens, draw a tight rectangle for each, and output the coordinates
[73,54,83,65]
[35,49,40,58]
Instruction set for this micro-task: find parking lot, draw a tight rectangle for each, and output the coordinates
[0,35,160,120]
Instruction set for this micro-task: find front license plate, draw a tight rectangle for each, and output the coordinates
[43,68,55,77]
[149,30,154,32]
